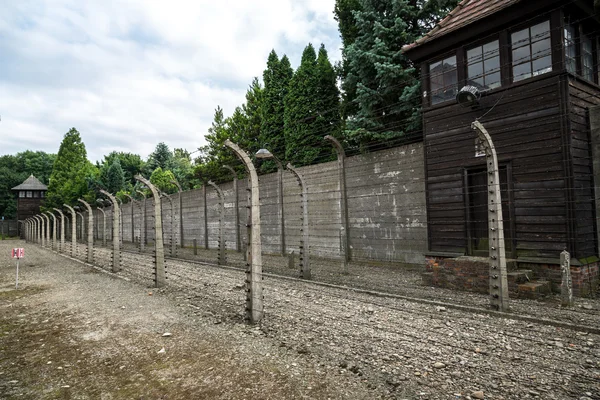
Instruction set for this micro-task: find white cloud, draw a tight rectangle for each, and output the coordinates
[0,0,341,162]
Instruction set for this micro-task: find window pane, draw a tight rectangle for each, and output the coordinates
[430,56,457,105]
[443,56,457,69]
[531,20,550,40]
[513,46,530,64]
[468,62,483,79]
[512,28,529,46]
[513,62,531,81]
[484,55,500,73]
[483,41,499,58]
[532,38,551,58]
[486,72,501,88]
[532,55,552,76]
[467,47,482,64]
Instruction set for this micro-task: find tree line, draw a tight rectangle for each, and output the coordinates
[1,0,459,217]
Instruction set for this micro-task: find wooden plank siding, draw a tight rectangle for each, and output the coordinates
[568,77,600,258]
[424,73,571,257]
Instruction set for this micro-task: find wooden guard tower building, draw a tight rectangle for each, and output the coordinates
[403,0,600,295]
[12,175,48,222]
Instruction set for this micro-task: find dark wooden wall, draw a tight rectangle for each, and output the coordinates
[17,197,45,221]
[424,72,574,258]
[568,77,600,259]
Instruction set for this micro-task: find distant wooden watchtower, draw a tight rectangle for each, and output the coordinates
[12,175,48,222]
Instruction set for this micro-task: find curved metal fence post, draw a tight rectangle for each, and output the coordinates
[287,163,310,279]
[135,176,166,288]
[224,139,263,324]
[223,165,241,252]
[472,120,509,312]
[324,135,351,263]
[99,191,121,272]
[208,181,226,265]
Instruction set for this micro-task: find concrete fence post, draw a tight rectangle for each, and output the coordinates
[208,180,226,265]
[223,165,241,252]
[96,205,107,248]
[124,194,136,247]
[34,216,43,246]
[203,184,209,250]
[286,163,310,279]
[63,205,77,257]
[136,190,147,251]
[171,179,184,250]
[325,135,351,262]
[53,208,66,253]
[40,213,52,247]
[42,213,50,248]
[99,191,121,273]
[159,191,175,257]
[472,120,509,312]
[560,250,573,307]
[47,212,57,251]
[78,199,94,264]
[76,212,84,244]
[135,175,166,288]
[224,139,263,324]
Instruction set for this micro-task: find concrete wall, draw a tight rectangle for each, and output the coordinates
[100,142,427,266]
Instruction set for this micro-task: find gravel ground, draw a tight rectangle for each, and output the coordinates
[2,240,600,399]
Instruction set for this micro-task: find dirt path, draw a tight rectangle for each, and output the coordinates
[0,241,374,399]
[1,240,599,399]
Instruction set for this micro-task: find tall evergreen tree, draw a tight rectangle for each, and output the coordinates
[146,142,173,173]
[284,44,340,167]
[105,159,125,194]
[45,128,96,208]
[260,50,293,170]
[338,0,460,149]
[342,0,419,148]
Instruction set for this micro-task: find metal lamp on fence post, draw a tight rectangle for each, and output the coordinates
[255,147,286,256]
[224,139,263,324]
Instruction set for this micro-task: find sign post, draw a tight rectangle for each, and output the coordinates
[12,248,24,289]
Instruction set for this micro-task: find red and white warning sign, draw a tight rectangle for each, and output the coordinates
[11,248,24,258]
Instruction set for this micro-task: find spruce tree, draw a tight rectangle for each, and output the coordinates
[342,0,420,148]
[105,159,125,194]
[45,128,96,208]
[284,44,340,167]
[260,50,293,171]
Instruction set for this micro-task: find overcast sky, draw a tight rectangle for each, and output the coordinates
[0,0,341,163]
